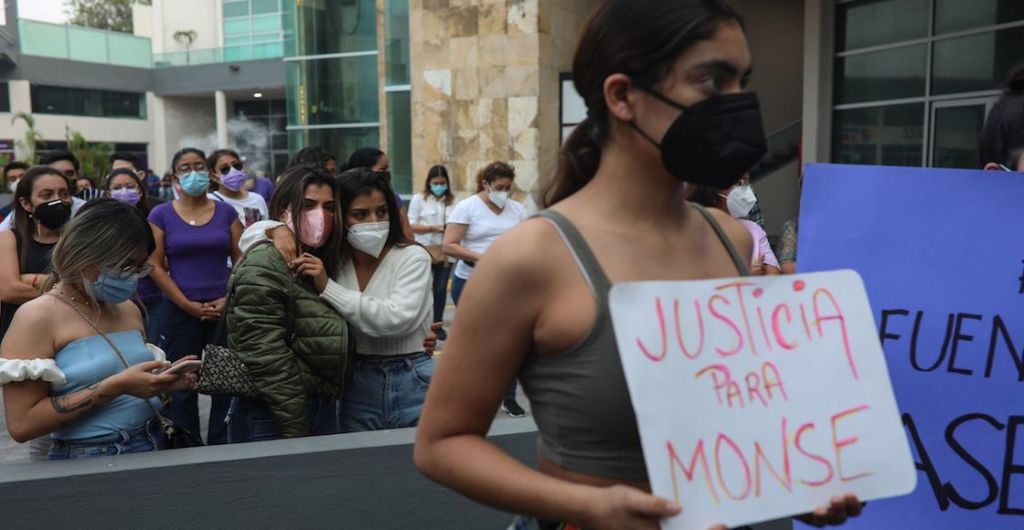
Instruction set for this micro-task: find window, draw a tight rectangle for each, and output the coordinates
[294,0,377,56]
[836,0,929,51]
[286,57,379,127]
[386,91,412,194]
[935,0,1024,34]
[833,103,924,167]
[834,44,927,104]
[0,83,9,113]
[30,85,146,119]
[831,0,1024,169]
[932,104,987,169]
[223,1,249,18]
[932,26,1024,95]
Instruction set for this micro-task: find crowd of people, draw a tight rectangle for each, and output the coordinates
[0,0,1022,527]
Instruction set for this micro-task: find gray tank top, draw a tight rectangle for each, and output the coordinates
[519,204,749,481]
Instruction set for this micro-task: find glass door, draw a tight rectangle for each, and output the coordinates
[928,97,997,169]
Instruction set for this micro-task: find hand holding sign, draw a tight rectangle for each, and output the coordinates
[609,270,916,530]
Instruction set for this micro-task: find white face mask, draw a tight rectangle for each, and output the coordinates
[723,185,757,218]
[488,190,509,210]
[346,221,390,258]
[8,179,18,194]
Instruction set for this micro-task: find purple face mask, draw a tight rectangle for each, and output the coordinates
[111,188,141,205]
[221,167,247,192]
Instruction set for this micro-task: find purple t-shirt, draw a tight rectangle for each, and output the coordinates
[149,201,236,302]
[252,176,275,203]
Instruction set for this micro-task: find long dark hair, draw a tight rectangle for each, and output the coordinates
[14,166,69,269]
[268,165,344,275]
[540,0,744,208]
[421,165,454,205]
[337,167,413,252]
[347,147,385,170]
[981,63,1024,168]
[105,167,153,215]
[288,146,336,171]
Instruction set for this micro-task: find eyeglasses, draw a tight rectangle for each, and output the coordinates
[110,263,154,280]
[217,161,244,175]
[175,162,208,176]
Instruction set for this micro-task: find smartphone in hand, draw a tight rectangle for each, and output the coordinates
[161,359,202,376]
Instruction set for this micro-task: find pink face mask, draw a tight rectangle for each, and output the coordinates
[284,208,334,248]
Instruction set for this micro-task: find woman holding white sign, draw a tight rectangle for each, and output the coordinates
[414,1,863,529]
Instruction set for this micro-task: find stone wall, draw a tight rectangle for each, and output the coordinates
[409,0,595,197]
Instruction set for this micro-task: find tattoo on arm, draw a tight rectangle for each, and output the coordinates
[49,383,102,416]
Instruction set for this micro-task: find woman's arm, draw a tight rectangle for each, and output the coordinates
[318,249,431,337]
[230,218,243,264]
[0,231,42,304]
[147,223,203,318]
[1,301,178,442]
[443,223,482,262]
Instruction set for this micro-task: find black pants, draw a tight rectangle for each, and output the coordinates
[163,301,230,445]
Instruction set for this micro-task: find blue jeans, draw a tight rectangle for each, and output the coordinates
[48,421,159,460]
[451,274,517,403]
[162,301,229,445]
[451,273,468,305]
[431,262,451,324]
[227,394,339,443]
[339,353,435,433]
[142,297,168,348]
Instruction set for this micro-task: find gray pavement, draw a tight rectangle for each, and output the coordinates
[0,298,529,465]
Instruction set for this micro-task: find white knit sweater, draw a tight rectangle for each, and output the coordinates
[240,221,433,356]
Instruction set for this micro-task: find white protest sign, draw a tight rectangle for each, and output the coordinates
[609,270,917,530]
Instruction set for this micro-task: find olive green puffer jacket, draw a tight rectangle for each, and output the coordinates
[227,242,351,438]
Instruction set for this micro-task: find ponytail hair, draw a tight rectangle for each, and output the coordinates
[981,62,1024,168]
[539,0,744,208]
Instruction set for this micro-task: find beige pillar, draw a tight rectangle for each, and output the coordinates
[215,90,229,148]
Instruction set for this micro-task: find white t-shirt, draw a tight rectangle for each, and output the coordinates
[448,194,527,279]
[0,197,86,231]
[407,193,454,246]
[210,191,268,228]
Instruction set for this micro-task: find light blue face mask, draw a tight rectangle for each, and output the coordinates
[86,270,139,304]
[179,171,210,197]
[431,184,448,197]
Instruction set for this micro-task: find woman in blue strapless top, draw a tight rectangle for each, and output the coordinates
[0,197,197,460]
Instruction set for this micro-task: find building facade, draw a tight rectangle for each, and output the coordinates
[0,0,1018,231]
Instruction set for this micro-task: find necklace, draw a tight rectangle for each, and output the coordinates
[49,287,101,327]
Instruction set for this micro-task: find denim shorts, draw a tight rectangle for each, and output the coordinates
[339,352,435,433]
[48,421,160,460]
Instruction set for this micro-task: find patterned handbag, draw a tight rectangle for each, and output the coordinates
[198,343,258,398]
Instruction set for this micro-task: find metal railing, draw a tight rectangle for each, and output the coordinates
[750,120,802,181]
[153,41,284,68]
[18,19,152,68]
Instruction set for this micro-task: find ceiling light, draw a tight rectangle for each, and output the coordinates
[253,92,263,99]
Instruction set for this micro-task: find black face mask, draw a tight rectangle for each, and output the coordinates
[631,90,767,189]
[32,199,72,230]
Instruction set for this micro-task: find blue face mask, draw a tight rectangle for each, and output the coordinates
[85,269,139,304]
[179,171,210,197]
[431,184,448,197]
